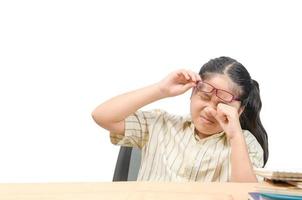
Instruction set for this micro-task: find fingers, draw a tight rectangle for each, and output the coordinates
[217,103,238,119]
[207,104,239,126]
[207,107,225,122]
[216,109,228,124]
[205,106,227,125]
[182,82,197,91]
[177,69,201,83]
[177,70,190,80]
[192,71,202,82]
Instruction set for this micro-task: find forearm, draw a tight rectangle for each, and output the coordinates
[92,83,165,124]
[229,134,257,182]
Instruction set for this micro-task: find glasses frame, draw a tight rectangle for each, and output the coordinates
[194,81,241,103]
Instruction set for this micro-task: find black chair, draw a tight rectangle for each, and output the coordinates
[112,146,141,181]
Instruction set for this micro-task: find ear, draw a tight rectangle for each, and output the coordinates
[238,106,245,116]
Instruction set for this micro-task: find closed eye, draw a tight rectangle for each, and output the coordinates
[198,92,230,105]
[198,92,211,100]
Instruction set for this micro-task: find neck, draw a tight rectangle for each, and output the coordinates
[195,128,223,139]
[195,129,209,139]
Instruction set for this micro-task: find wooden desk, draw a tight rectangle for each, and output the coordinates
[0,181,262,200]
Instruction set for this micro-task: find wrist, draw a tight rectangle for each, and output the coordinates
[229,131,245,144]
[226,122,243,140]
[153,83,169,99]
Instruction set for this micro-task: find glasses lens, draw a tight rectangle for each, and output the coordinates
[197,82,213,93]
[216,90,233,102]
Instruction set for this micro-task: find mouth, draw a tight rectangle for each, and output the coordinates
[200,115,215,124]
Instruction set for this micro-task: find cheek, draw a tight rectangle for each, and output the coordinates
[190,98,207,115]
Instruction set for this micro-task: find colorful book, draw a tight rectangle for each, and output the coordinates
[249,192,302,200]
[255,181,302,197]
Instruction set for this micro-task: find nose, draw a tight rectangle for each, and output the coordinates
[203,106,216,122]
[208,93,220,109]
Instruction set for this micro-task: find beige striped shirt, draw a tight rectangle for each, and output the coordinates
[110,109,264,182]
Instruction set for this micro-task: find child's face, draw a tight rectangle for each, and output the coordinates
[190,74,243,137]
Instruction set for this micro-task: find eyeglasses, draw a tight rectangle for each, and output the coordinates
[194,81,241,103]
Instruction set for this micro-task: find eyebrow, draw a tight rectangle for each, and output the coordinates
[202,81,233,93]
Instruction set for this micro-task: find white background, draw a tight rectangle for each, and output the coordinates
[0,0,301,183]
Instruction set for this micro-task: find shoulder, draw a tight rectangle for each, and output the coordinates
[242,130,263,154]
[140,109,189,126]
[242,129,264,168]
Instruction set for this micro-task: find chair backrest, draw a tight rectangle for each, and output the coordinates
[112,146,141,181]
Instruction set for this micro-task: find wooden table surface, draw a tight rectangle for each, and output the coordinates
[0,181,261,200]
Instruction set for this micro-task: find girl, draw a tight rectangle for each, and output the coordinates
[92,56,268,182]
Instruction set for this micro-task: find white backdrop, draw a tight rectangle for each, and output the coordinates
[0,0,301,183]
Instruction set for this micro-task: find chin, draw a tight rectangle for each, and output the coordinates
[194,121,222,136]
[195,124,216,135]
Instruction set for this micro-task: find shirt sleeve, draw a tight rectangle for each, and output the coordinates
[243,130,265,181]
[110,109,163,149]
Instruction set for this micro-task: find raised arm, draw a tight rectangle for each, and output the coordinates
[91,69,200,135]
[208,103,258,182]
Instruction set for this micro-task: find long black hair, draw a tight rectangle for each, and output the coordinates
[199,56,269,166]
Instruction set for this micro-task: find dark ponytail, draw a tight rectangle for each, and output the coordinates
[240,80,269,166]
[199,56,269,166]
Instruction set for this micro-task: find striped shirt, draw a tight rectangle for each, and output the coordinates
[110,109,264,182]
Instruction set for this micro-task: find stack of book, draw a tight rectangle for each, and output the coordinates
[249,168,302,200]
